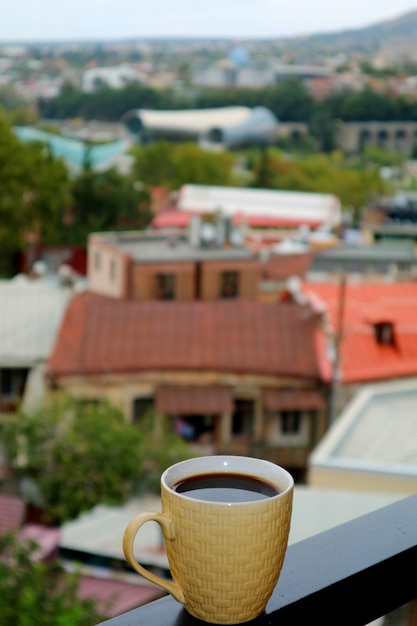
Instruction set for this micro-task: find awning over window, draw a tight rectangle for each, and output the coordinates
[263,389,325,411]
[155,385,233,415]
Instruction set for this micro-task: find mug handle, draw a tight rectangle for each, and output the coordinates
[122,511,186,604]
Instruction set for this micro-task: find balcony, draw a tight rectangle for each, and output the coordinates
[96,493,417,626]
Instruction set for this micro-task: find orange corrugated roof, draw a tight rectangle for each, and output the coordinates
[47,293,328,381]
[304,282,417,383]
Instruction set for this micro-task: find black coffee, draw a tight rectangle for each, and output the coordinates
[173,472,280,503]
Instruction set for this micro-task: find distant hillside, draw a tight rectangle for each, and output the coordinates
[277,9,417,56]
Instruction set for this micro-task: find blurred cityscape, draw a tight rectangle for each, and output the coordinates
[1,6,417,625]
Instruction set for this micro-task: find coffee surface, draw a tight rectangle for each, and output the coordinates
[173,472,280,503]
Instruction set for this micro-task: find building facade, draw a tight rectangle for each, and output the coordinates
[47,292,331,481]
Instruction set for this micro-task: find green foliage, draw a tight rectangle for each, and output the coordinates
[4,395,145,524]
[3,395,194,524]
[130,141,176,187]
[39,83,182,121]
[37,78,315,125]
[0,531,108,625]
[170,143,235,188]
[0,84,38,125]
[249,149,390,221]
[62,167,153,246]
[325,87,417,122]
[362,145,406,167]
[0,85,26,111]
[136,411,194,493]
[0,110,70,276]
[131,141,235,189]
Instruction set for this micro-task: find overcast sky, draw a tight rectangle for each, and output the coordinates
[1,0,417,42]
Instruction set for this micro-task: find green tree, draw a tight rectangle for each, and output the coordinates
[137,411,194,493]
[170,143,235,188]
[0,84,26,111]
[3,396,145,524]
[0,110,70,276]
[132,141,235,189]
[263,77,315,122]
[0,531,108,625]
[64,167,153,246]
[248,150,390,222]
[3,395,193,525]
[362,145,406,167]
[131,141,176,187]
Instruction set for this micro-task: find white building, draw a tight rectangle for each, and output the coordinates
[122,106,279,149]
[176,184,342,231]
[82,64,146,93]
[0,271,75,420]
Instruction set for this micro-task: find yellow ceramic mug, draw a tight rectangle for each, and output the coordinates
[123,455,293,625]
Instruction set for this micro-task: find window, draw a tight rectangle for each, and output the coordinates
[266,409,309,447]
[374,322,394,346]
[156,274,175,300]
[280,410,302,435]
[220,271,239,298]
[232,400,254,437]
[1,368,29,399]
[133,397,153,423]
[172,414,214,444]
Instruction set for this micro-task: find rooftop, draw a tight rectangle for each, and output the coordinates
[93,231,252,263]
[13,126,131,173]
[123,106,253,133]
[177,184,341,230]
[311,242,417,263]
[309,377,417,491]
[0,274,73,366]
[59,486,402,566]
[304,281,417,383]
[47,292,329,380]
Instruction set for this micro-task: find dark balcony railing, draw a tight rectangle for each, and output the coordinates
[97,493,417,626]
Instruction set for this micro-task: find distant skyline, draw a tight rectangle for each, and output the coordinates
[1,0,417,42]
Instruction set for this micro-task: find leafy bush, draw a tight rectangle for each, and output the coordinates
[0,531,109,625]
[136,411,194,493]
[4,395,144,524]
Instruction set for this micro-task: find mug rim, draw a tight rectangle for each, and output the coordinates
[161,455,294,506]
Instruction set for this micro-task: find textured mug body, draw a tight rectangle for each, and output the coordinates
[123,456,293,625]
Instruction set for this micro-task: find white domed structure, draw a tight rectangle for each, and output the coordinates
[121,106,278,150]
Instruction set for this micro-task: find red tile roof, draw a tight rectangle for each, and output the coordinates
[304,281,417,383]
[0,494,25,533]
[48,293,328,381]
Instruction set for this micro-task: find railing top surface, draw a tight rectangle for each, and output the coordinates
[98,493,417,626]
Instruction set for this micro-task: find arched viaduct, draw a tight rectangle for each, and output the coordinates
[335,121,417,154]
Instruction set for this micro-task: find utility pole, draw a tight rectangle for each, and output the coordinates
[329,273,346,424]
